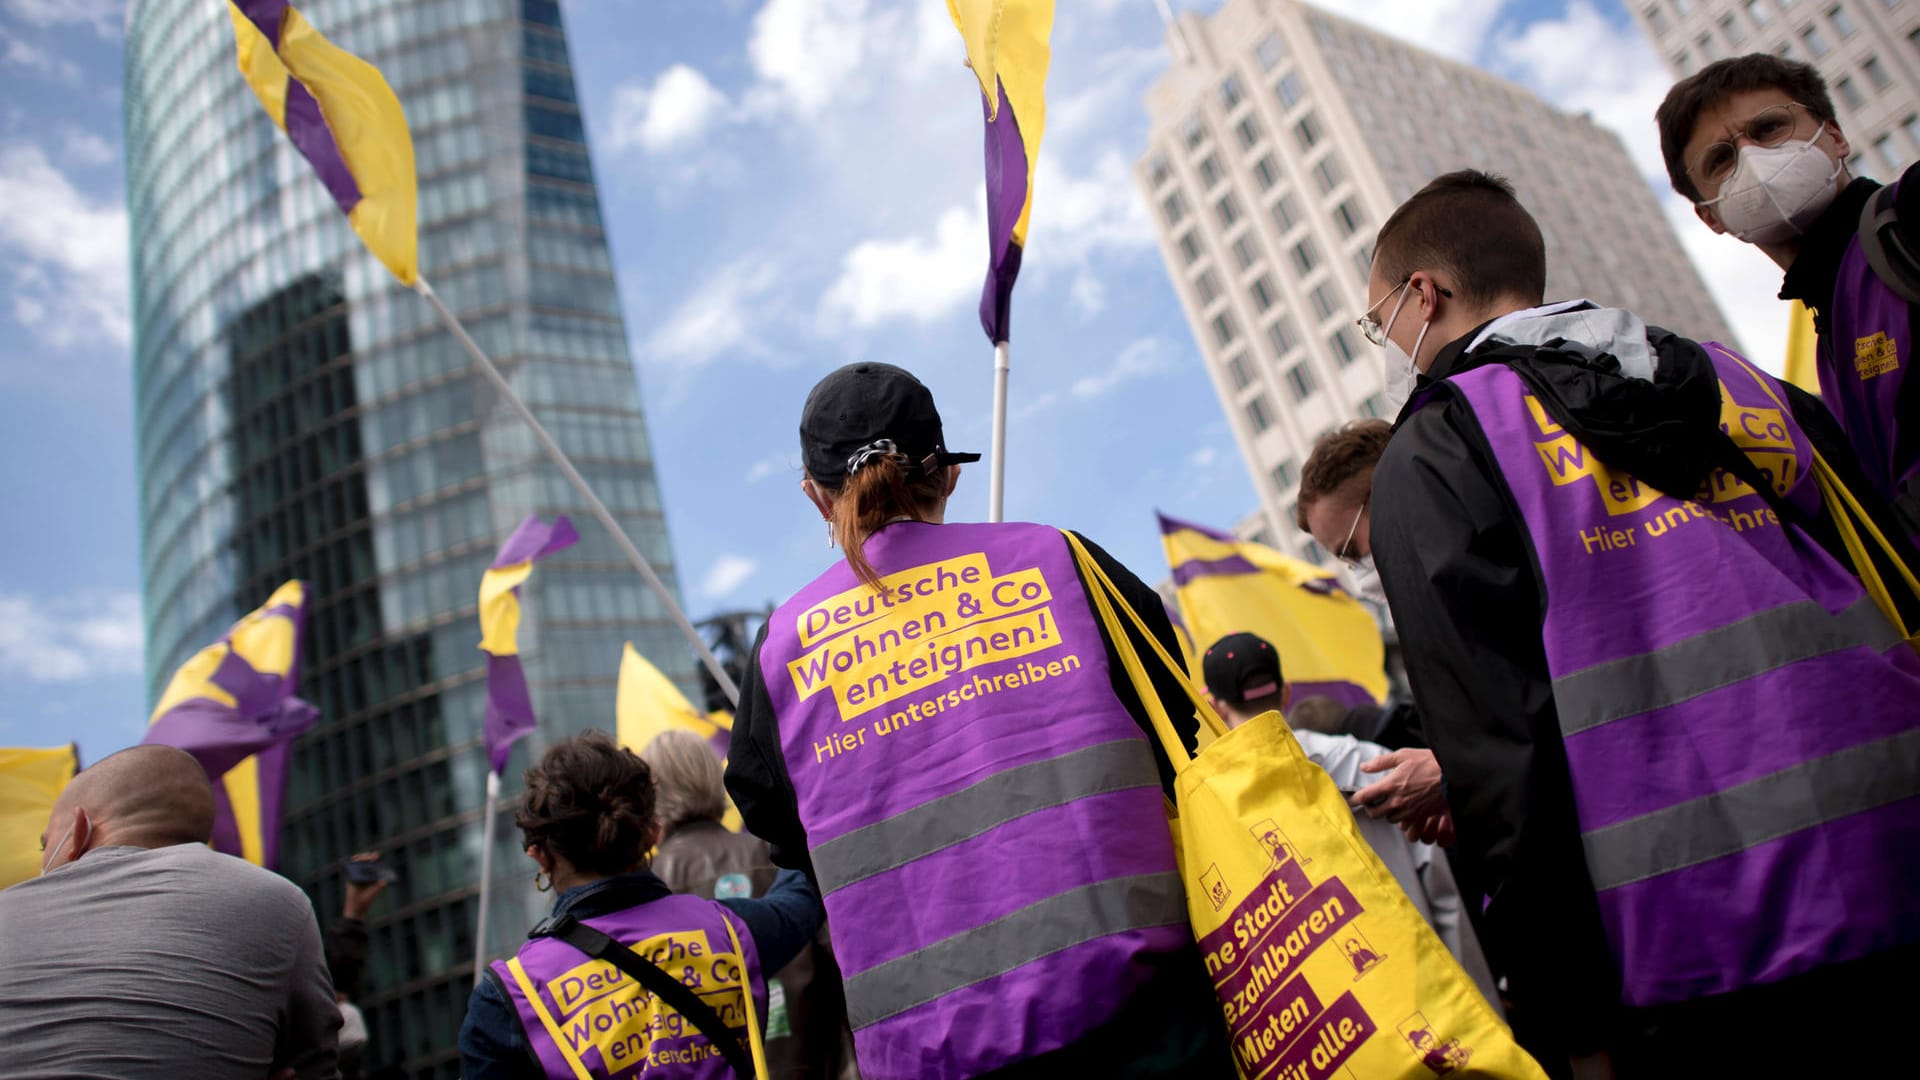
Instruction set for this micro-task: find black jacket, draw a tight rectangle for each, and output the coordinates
[1371,311,1918,1058]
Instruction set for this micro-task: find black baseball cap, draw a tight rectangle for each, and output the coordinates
[799,363,981,488]
[1202,632,1284,706]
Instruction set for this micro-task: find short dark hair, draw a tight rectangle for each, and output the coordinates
[517,730,658,876]
[1296,419,1392,531]
[1373,170,1545,309]
[1656,53,1838,202]
[1285,695,1351,736]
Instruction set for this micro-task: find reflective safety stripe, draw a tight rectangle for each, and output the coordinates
[843,871,1186,1029]
[810,740,1161,893]
[1554,596,1901,735]
[1583,727,1920,891]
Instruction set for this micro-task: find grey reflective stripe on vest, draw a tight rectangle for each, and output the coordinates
[810,740,1161,893]
[842,871,1186,1029]
[1894,478,1920,538]
[1554,596,1902,736]
[1583,727,1920,892]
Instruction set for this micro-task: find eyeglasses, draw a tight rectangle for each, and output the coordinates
[1335,501,1367,568]
[1357,278,1453,346]
[1691,102,1814,187]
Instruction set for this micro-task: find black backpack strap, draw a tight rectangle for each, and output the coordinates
[1857,184,1920,305]
[544,916,756,1079]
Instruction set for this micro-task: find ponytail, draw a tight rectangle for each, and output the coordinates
[826,453,947,590]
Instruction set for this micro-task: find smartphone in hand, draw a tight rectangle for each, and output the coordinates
[344,857,398,885]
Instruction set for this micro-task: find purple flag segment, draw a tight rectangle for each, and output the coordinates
[478,515,579,775]
[979,78,1027,344]
[229,0,363,215]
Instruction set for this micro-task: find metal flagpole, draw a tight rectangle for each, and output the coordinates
[989,341,1010,522]
[411,276,740,707]
[472,769,501,987]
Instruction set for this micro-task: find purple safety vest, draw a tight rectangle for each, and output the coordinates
[759,521,1188,1079]
[1445,344,1920,1008]
[1820,178,1919,543]
[492,893,768,1078]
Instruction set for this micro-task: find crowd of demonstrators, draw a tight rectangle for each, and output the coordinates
[459,731,825,1077]
[0,745,341,1077]
[643,730,860,1080]
[1199,632,1501,1013]
[1357,164,1919,1077]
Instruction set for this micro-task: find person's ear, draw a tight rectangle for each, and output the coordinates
[801,476,834,521]
[941,464,961,498]
[1826,122,1851,164]
[1406,270,1446,319]
[1695,200,1727,235]
[525,843,552,876]
[1281,685,1293,713]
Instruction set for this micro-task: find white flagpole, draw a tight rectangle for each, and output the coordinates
[472,769,501,987]
[412,277,739,708]
[989,341,1011,522]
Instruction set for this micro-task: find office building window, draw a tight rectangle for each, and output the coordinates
[1674,47,1695,73]
[1212,310,1240,347]
[1645,3,1672,34]
[1804,24,1832,56]
[1720,13,1746,44]
[1352,245,1374,285]
[1272,192,1302,231]
[1146,153,1170,189]
[1777,40,1798,59]
[1267,316,1300,358]
[1182,114,1207,150]
[1697,31,1723,61]
[1250,275,1279,312]
[1332,198,1364,236]
[1271,459,1296,493]
[1295,112,1324,152]
[1674,0,1693,12]
[1313,154,1346,195]
[1219,75,1245,110]
[1829,4,1857,36]
[1226,352,1254,391]
[1357,393,1388,419]
[1161,190,1187,226]
[1874,133,1900,171]
[1285,362,1319,402]
[1236,114,1264,150]
[1309,282,1340,322]
[1233,233,1263,271]
[1836,75,1864,109]
[1276,71,1306,110]
[1328,327,1359,368]
[1863,55,1892,91]
[1177,230,1203,265]
[1194,268,1222,306]
[1216,191,1243,229]
[1256,33,1286,72]
[1747,0,1772,25]
[1198,153,1224,189]
[1904,114,1920,153]
[1290,236,1321,276]
[1252,154,1282,191]
[1246,394,1275,433]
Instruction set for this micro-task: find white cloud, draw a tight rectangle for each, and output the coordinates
[1,29,82,83]
[821,201,984,330]
[1072,337,1170,399]
[1664,196,1791,369]
[0,592,143,682]
[0,143,131,349]
[0,0,121,36]
[745,454,796,484]
[60,128,115,168]
[1069,272,1106,318]
[606,64,732,155]
[1027,149,1156,267]
[1341,0,1508,64]
[1189,446,1219,468]
[701,555,760,599]
[641,257,784,370]
[746,0,881,118]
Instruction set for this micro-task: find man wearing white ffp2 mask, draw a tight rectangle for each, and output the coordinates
[1659,54,1920,548]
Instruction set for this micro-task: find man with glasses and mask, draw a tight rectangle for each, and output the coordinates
[1658,54,1920,546]
[1364,170,1920,1078]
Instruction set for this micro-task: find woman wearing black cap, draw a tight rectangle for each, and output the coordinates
[724,362,1232,1079]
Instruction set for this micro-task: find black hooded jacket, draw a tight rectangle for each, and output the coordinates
[1370,307,1918,1057]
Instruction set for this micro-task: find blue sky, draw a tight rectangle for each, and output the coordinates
[0,0,1791,763]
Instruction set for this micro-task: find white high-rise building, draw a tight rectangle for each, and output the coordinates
[1631,0,1920,179]
[1138,0,1737,562]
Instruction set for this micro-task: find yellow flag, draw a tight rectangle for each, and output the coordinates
[616,644,742,832]
[1783,299,1821,395]
[0,745,79,889]
[1160,514,1387,706]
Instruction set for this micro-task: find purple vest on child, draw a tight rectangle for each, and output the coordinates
[1445,344,1920,1008]
[759,521,1188,1079]
[492,893,767,1078]
[1820,178,1919,543]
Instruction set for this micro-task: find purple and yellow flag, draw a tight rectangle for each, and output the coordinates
[950,0,1054,343]
[478,515,579,775]
[228,0,417,284]
[1159,513,1387,707]
[0,745,80,889]
[144,581,320,868]
[1783,299,1820,395]
[616,643,743,832]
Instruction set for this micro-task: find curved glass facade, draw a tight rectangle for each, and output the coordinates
[125,0,692,1069]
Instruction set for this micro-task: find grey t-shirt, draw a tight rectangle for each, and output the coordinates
[0,842,340,1079]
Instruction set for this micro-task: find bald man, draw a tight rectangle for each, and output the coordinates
[0,745,340,1078]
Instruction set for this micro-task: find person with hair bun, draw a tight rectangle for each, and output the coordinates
[725,362,1232,1079]
[459,731,825,1079]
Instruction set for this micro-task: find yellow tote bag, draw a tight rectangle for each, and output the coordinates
[1065,532,1546,1080]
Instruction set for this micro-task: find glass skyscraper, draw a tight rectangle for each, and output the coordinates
[125,0,694,1070]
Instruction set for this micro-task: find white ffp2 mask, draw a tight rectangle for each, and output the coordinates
[1702,127,1843,245]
